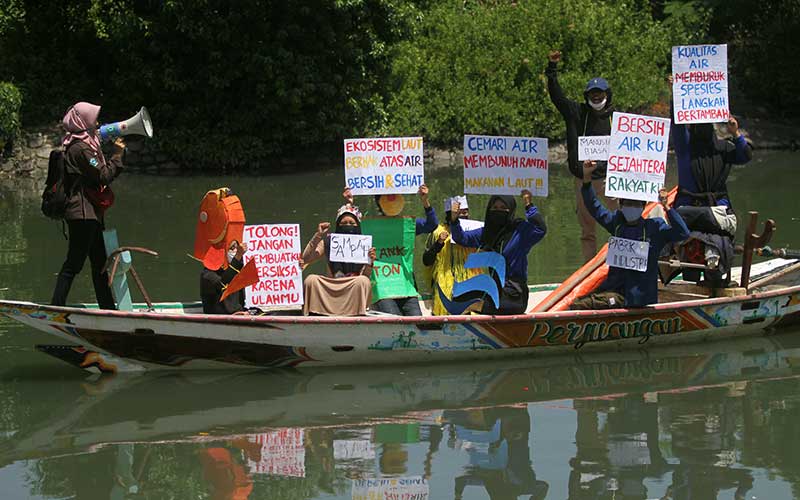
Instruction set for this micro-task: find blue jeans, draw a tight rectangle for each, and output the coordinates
[371,297,422,316]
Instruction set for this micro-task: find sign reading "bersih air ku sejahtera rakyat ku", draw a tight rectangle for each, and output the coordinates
[605,112,671,203]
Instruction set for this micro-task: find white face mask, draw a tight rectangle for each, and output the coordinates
[621,206,643,222]
[226,248,237,263]
[589,98,607,111]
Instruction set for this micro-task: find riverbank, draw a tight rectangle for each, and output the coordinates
[1,112,795,184]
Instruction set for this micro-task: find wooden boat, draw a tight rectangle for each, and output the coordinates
[2,332,800,466]
[1,254,798,373]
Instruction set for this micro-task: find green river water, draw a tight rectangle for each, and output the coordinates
[0,151,799,499]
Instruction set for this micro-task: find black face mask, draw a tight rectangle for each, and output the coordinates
[336,225,361,235]
[481,210,511,249]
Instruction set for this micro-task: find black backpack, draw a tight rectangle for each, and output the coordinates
[41,149,72,220]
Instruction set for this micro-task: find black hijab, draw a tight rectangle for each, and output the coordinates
[325,211,364,277]
[480,195,521,251]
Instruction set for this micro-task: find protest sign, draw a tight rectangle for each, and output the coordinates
[606,237,650,272]
[578,135,610,161]
[344,137,424,195]
[333,440,376,460]
[605,112,671,202]
[352,477,429,500]
[360,217,417,301]
[247,428,306,477]
[463,135,548,196]
[672,44,729,124]
[329,233,372,265]
[243,224,303,308]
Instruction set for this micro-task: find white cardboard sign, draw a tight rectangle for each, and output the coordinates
[247,428,306,477]
[463,135,548,196]
[328,233,372,264]
[344,137,424,195]
[605,112,670,203]
[606,236,649,272]
[672,44,729,124]
[243,224,304,308]
[578,135,610,161]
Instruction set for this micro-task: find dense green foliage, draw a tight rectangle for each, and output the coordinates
[662,0,800,115]
[0,0,793,167]
[0,82,23,145]
[384,0,674,146]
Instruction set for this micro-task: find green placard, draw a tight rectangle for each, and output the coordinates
[361,217,417,301]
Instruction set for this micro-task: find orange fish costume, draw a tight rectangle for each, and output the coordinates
[194,188,258,305]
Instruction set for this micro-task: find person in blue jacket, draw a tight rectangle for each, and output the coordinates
[369,184,438,316]
[571,162,690,309]
[669,76,753,210]
[449,189,547,315]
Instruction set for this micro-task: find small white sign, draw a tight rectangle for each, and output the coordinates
[606,236,650,272]
[334,440,376,460]
[578,135,610,161]
[451,219,484,243]
[329,233,372,264]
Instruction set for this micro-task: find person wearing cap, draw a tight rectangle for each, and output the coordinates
[423,195,481,315]
[545,50,615,263]
[571,162,689,309]
[369,184,438,316]
[300,199,376,316]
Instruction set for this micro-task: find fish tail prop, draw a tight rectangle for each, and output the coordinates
[220,259,259,302]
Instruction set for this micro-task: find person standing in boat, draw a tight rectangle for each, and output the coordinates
[423,195,481,316]
[546,49,614,263]
[51,102,125,310]
[571,162,690,309]
[300,202,376,316]
[200,240,248,314]
[368,184,438,316]
[449,190,547,315]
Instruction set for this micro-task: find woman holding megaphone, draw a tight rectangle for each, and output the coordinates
[51,102,126,310]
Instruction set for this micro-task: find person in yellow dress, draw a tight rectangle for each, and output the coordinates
[423,196,481,315]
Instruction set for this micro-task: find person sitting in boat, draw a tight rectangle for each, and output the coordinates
[194,188,257,315]
[368,184,438,316]
[300,203,376,316]
[570,162,690,310]
[449,190,547,315]
[423,195,481,315]
[201,240,248,314]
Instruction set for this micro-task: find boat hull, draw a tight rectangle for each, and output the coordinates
[2,284,800,373]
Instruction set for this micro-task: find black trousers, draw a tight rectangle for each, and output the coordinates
[51,219,116,309]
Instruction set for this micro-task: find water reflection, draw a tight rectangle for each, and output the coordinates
[1,332,800,498]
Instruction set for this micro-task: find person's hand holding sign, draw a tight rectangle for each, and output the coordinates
[548,50,561,63]
[521,189,533,207]
[659,188,670,211]
[582,160,597,183]
[418,184,431,208]
[368,247,376,265]
[342,186,354,205]
[727,116,741,138]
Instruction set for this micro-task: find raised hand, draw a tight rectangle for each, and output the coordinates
[316,221,330,237]
[582,160,597,183]
[548,50,561,63]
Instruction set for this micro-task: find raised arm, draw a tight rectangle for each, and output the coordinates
[721,117,753,164]
[301,222,329,268]
[581,162,617,233]
[515,190,547,248]
[656,189,690,244]
[415,184,439,235]
[545,50,580,121]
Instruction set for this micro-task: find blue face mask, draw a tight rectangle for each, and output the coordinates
[621,206,643,222]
